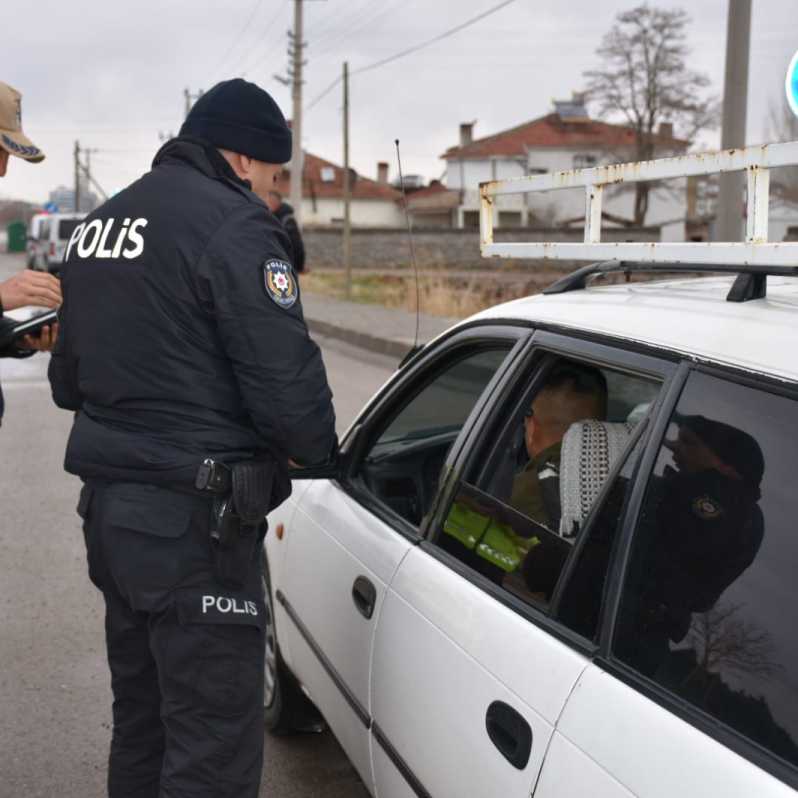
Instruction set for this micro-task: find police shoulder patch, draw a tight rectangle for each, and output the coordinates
[263,259,298,309]
[692,494,723,520]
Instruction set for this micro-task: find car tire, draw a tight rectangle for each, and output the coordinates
[262,549,325,735]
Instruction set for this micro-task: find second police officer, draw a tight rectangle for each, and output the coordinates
[48,79,336,798]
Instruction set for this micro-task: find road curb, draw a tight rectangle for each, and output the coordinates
[306,317,413,361]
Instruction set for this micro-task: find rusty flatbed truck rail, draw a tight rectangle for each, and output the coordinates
[479,140,798,267]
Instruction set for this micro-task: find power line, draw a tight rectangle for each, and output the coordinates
[313,0,404,57]
[353,0,517,76]
[206,0,265,82]
[305,74,343,112]
[304,0,517,112]
[237,0,292,78]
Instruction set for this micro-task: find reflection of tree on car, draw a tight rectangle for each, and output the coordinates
[618,415,766,677]
[653,602,798,764]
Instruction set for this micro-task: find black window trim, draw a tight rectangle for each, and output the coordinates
[597,359,798,790]
[335,323,529,543]
[418,330,679,657]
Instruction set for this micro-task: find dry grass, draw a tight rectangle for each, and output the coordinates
[301,265,717,319]
[301,271,539,319]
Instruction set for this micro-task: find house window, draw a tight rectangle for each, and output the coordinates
[462,211,480,229]
[320,167,335,183]
[573,154,597,169]
[498,211,523,228]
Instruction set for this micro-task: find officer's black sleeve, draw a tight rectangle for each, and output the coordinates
[200,204,335,464]
[284,216,306,273]
[47,293,83,411]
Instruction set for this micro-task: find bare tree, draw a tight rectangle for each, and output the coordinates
[683,602,782,703]
[768,97,798,207]
[584,4,717,225]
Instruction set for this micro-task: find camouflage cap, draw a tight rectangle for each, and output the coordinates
[0,82,44,163]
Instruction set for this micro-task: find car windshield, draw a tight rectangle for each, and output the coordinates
[58,219,81,240]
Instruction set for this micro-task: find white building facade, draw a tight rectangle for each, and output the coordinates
[441,100,689,240]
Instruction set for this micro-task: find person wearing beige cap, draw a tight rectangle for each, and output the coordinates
[0,80,61,422]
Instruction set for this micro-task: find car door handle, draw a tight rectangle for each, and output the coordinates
[485,700,533,770]
[352,576,377,619]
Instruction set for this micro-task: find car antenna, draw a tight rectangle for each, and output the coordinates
[395,138,422,367]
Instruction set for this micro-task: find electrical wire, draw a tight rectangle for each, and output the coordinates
[305,74,343,112]
[353,0,517,76]
[238,0,293,78]
[312,0,405,58]
[304,0,517,112]
[206,0,265,82]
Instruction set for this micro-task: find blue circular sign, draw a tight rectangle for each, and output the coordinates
[787,49,798,117]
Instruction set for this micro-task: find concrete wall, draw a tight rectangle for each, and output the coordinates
[302,226,660,271]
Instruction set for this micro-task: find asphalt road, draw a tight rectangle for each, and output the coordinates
[0,252,396,797]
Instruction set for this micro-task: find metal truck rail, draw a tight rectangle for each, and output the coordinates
[479,140,798,268]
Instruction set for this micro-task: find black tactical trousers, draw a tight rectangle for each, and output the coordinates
[78,481,266,798]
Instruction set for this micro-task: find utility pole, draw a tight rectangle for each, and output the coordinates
[715,0,752,242]
[342,61,352,299]
[74,140,81,213]
[289,0,305,224]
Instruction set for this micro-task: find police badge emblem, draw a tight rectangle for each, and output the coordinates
[263,260,297,309]
[692,494,723,520]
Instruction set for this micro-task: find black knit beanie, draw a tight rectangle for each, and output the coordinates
[179,78,292,164]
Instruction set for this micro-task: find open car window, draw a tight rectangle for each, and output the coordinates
[353,346,513,528]
[434,351,661,622]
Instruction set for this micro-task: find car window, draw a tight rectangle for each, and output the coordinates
[613,371,798,769]
[435,354,660,616]
[356,346,512,528]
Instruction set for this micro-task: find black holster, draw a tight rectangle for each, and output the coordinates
[210,459,291,589]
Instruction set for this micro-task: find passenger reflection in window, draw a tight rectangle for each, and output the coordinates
[627,415,765,677]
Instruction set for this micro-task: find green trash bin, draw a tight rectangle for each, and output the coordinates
[6,220,27,253]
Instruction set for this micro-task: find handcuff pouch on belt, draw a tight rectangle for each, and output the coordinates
[196,458,283,589]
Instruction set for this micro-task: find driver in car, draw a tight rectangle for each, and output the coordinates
[509,360,608,530]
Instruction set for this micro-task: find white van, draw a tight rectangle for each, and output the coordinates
[26,213,50,267]
[32,212,84,273]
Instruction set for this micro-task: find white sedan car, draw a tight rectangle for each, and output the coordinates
[264,271,798,798]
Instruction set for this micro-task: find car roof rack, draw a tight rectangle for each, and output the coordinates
[479,141,798,303]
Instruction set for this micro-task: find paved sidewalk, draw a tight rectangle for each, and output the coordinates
[301,291,459,359]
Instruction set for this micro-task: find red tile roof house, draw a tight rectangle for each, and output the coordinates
[411,96,690,240]
[275,153,405,228]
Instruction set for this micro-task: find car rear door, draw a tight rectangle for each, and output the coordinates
[536,365,798,797]
[273,326,524,792]
[370,331,676,798]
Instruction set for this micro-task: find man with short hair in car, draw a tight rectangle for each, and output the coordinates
[509,360,608,530]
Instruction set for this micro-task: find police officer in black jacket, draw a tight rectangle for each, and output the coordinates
[266,191,306,273]
[48,79,336,798]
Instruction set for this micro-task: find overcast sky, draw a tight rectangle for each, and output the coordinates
[2,0,796,204]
